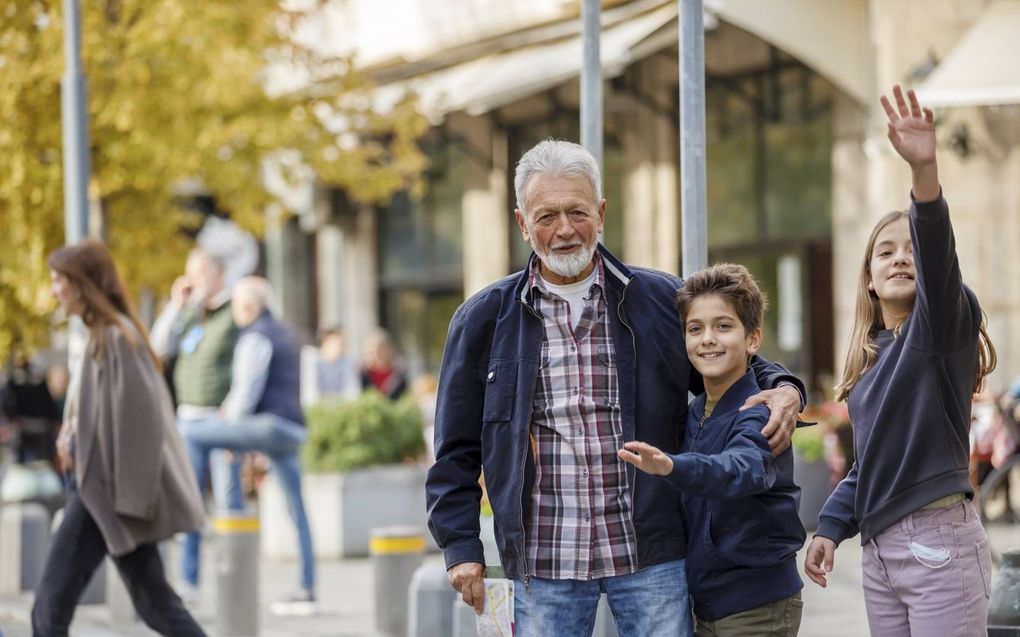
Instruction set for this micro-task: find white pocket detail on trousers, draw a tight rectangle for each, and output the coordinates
[909,541,952,568]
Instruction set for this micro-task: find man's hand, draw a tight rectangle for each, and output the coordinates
[741,385,800,454]
[617,441,674,476]
[448,562,486,615]
[170,275,194,310]
[804,536,837,588]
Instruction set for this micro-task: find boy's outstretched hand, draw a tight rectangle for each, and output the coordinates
[618,441,674,476]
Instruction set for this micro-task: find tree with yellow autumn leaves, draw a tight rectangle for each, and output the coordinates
[0,0,428,358]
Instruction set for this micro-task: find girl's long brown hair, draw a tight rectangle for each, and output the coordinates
[48,240,159,367]
[835,211,996,401]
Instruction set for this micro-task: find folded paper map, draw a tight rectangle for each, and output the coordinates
[476,578,514,637]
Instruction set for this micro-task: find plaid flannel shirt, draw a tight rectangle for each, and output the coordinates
[524,254,639,580]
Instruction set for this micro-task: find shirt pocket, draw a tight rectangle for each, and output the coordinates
[482,360,517,423]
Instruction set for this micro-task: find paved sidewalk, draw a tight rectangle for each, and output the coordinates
[3,523,1018,636]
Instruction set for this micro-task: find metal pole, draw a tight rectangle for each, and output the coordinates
[581,0,603,174]
[62,0,91,246]
[679,0,708,277]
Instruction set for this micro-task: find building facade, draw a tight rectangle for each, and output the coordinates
[269,0,1020,398]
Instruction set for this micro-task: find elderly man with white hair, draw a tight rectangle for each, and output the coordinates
[179,276,317,616]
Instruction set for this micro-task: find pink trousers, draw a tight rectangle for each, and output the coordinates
[862,499,992,636]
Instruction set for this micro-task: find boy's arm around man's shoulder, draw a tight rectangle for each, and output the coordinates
[664,406,776,500]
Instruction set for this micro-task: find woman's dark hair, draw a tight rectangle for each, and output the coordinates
[48,240,158,366]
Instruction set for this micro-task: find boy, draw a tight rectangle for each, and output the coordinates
[618,263,805,636]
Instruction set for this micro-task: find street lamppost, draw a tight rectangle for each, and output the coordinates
[580,0,603,175]
[62,0,91,246]
[679,0,707,277]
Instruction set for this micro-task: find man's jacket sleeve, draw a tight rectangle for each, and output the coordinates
[749,355,807,408]
[426,306,487,570]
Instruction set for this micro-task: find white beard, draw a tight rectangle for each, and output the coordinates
[533,239,597,278]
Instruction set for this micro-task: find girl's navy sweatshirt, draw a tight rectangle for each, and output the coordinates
[816,193,981,546]
[665,371,805,621]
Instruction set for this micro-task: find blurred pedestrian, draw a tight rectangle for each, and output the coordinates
[150,247,243,599]
[1,356,60,464]
[805,86,997,636]
[359,328,407,400]
[314,324,359,400]
[175,277,317,616]
[34,240,206,637]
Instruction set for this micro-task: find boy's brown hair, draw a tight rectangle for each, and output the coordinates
[675,263,768,333]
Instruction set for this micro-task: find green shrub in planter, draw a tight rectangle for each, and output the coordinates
[302,390,425,473]
[791,425,825,463]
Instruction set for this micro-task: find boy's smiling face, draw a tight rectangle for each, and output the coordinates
[684,293,762,393]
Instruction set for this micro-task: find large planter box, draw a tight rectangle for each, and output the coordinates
[794,452,832,531]
[260,463,435,560]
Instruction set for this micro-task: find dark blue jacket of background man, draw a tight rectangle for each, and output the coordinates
[425,245,804,581]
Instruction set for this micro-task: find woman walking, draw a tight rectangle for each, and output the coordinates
[804,86,996,636]
[33,240,207,637]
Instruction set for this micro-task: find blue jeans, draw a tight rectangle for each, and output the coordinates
[179,413,315,591]
[178,416,244,587]
[514,559,692,636]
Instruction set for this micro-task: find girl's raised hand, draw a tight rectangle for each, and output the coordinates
[880,85,936,168]
[617,441,674,476]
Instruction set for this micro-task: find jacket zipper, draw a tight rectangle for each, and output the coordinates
[516,296,542,592]
[615,279,642,567]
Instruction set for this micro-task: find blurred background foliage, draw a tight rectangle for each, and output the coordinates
[0,0,429,358]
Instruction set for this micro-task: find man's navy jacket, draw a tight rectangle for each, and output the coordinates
[425,245,803,582]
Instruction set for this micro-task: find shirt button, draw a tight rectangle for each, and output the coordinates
[486,371,495,381]
[570,345,576,352]
[582,469,589,478]
[584,514,591,522]
[577,427,583,434]
[573,387,579,395]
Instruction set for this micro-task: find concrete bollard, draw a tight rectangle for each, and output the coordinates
[51,508,106,604]
[107,558,137,626]
[989,548,1020,636]
[214,513,260,637]
[406,561,457,637]
[0,501,51,593]
[370,526,425,637]
[451,596,477,637]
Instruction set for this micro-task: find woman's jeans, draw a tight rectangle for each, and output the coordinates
[31,488,207,637]
[862,499,992,637]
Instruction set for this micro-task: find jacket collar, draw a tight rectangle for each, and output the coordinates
[515,244,632,306]
[690,369,761,421]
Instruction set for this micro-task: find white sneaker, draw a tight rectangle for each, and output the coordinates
[269,589,317,617]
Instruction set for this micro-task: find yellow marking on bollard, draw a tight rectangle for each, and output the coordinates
[369,535,426,555]
[212,517,260,533]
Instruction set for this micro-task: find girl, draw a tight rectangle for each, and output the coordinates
[33,240,207,637]
[805,86,996,636]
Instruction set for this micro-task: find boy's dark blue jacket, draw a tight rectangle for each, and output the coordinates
[425,244,805,583]
[666,370,805,621]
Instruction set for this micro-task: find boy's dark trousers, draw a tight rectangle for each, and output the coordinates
[694,592,803,637]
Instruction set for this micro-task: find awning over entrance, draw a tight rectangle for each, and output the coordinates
[709,0,871,104]
[915,1,1020,108]
[382,3,677,120]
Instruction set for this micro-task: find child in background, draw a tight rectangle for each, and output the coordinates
[619,263,805,636]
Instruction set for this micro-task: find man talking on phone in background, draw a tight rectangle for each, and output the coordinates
[150,247,244,602]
